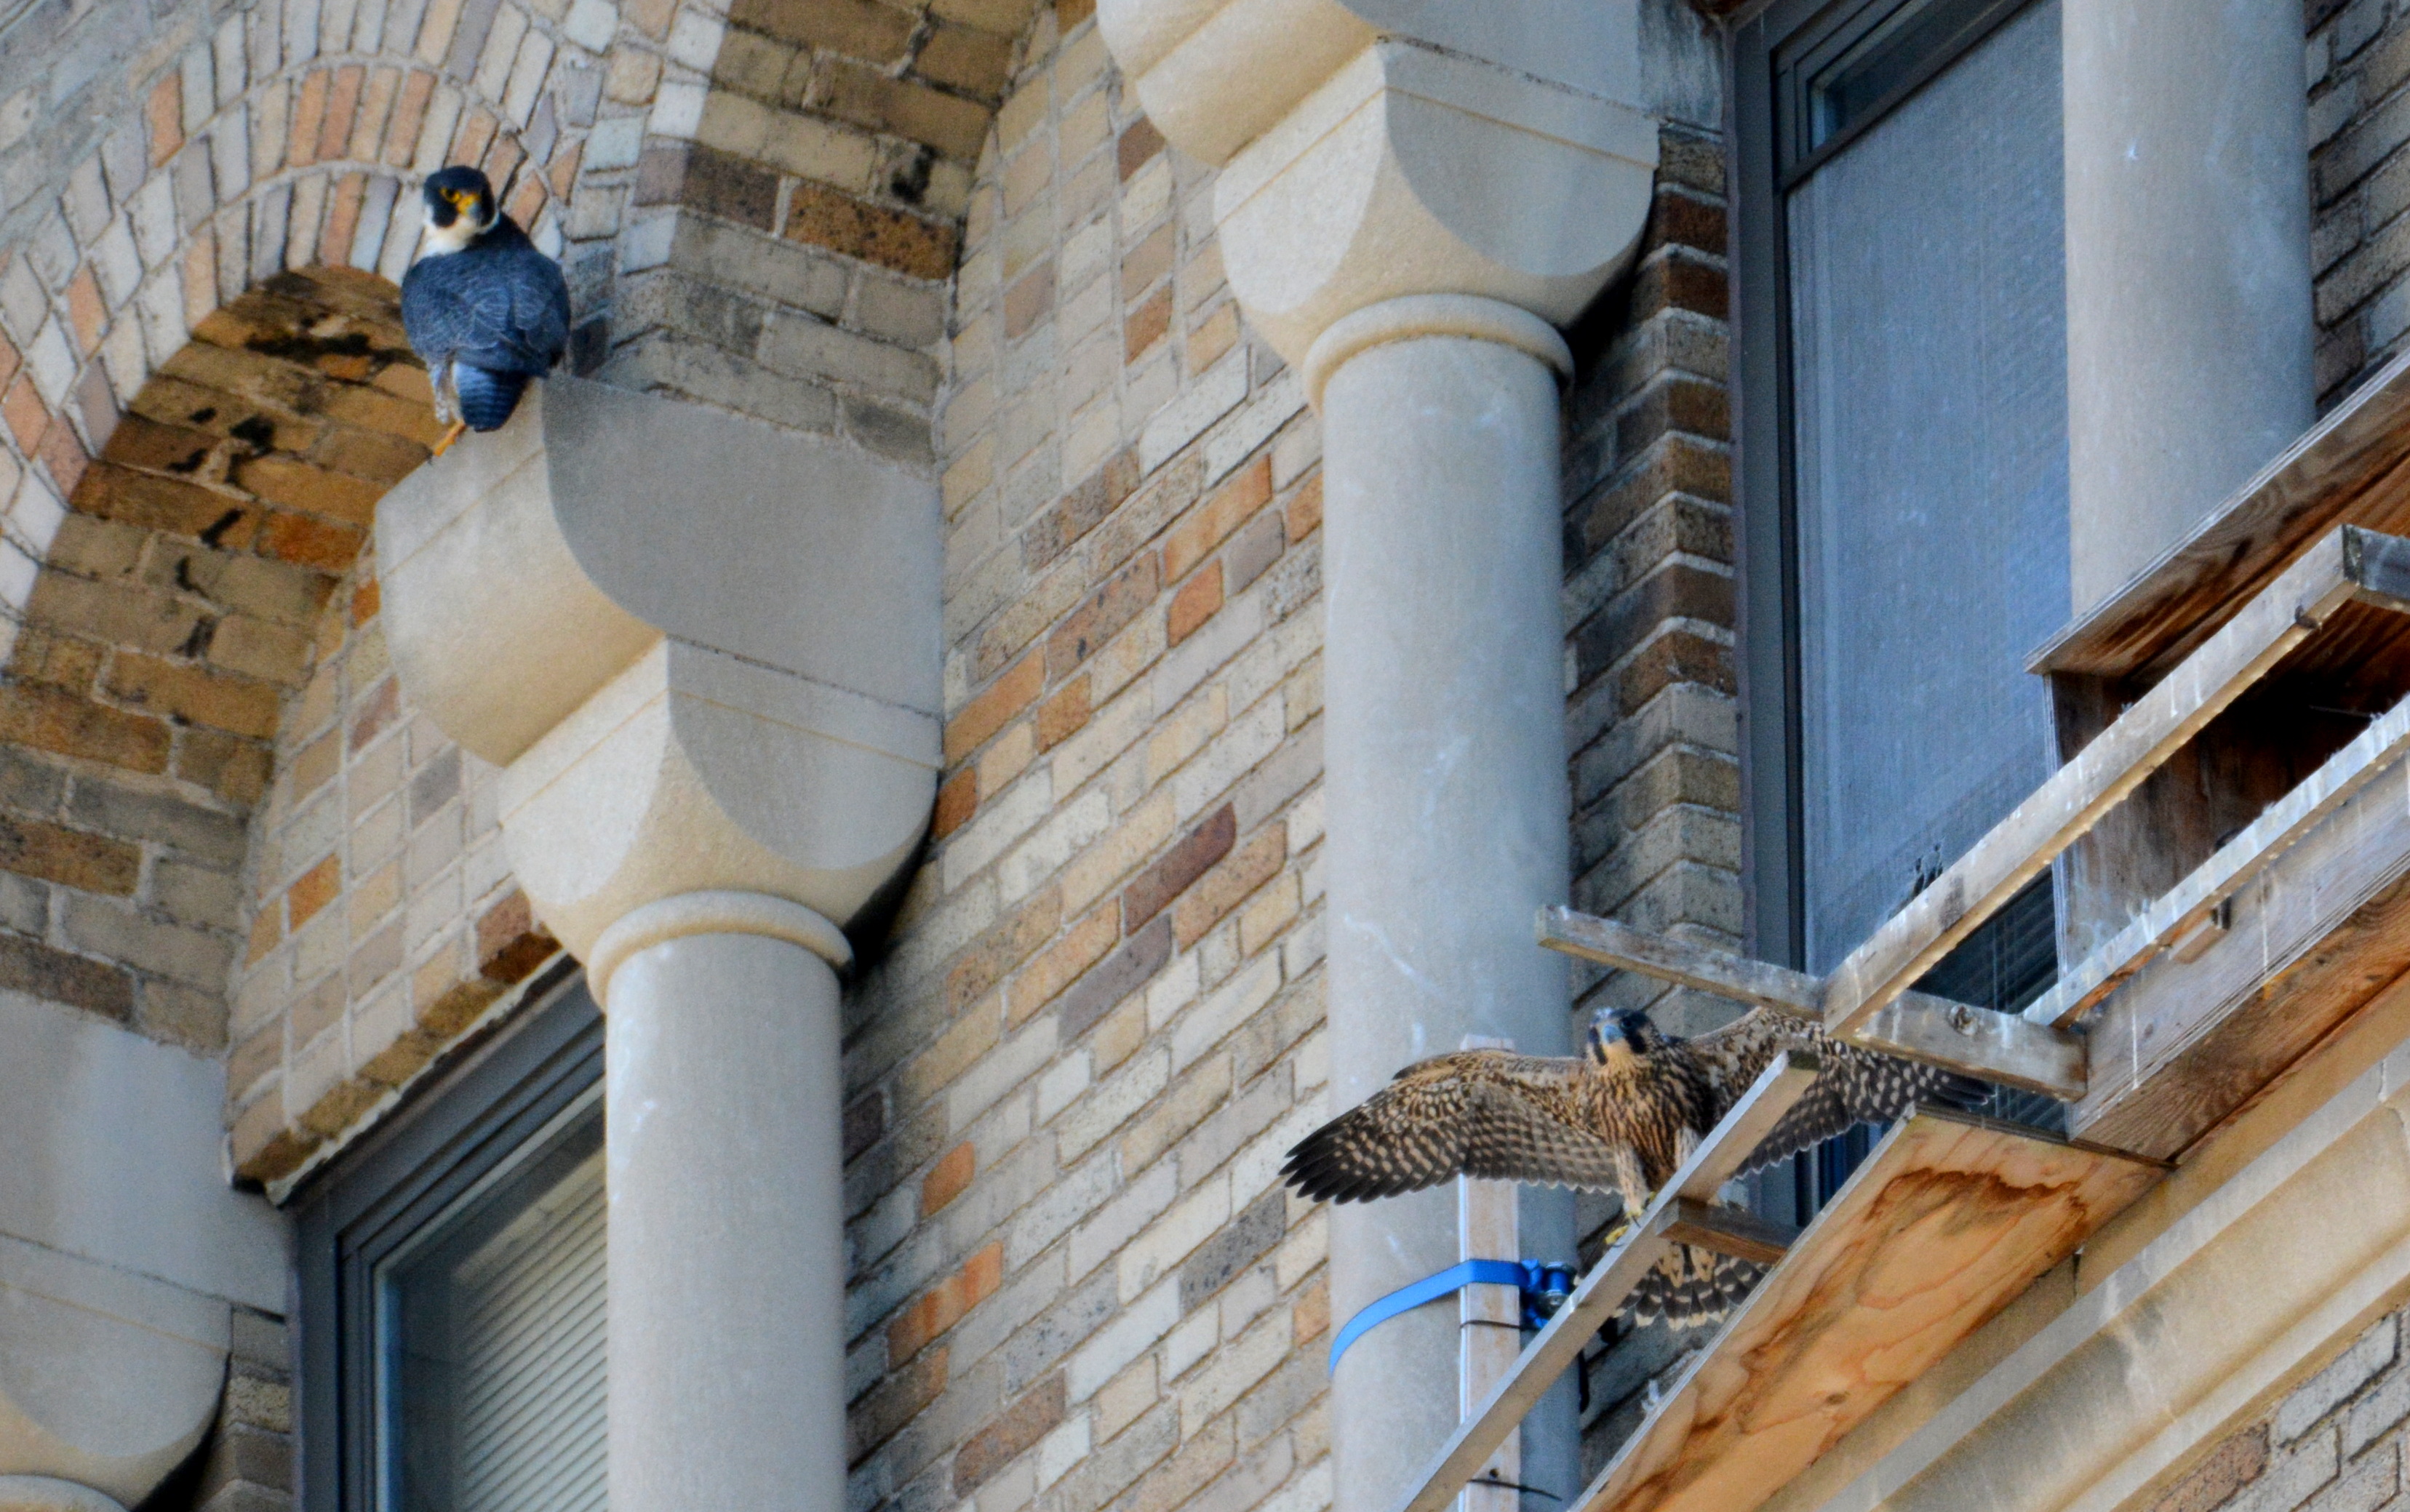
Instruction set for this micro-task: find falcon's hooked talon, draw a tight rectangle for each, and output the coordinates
[431,420,468,457]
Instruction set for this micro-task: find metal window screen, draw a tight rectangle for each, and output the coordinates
[1785,0,2070,976]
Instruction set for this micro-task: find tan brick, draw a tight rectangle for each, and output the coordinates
[230,1095,320,1185]
[1187,303,1239,376]
[953,1372,1066,1495]
[731,0,916,59]
[1173,827,1285,948]
[1126,284,1171,363]
[933,767,978,840]
[286,852,340,928]
[946,884,1060,1012]
[1284,473,1322,543]
[1045,552,1157,681]
[890,1241,1005,1365]
[915,22,1015,102]
[922,1140,975,1216]
[0,817,137,895]
[1238,871,1300,957]
[784,181,957,280]
[1165,455,1272,583]
[946,652,1044,762]
[1118,116,1165,181]
[1037,674,1090,751]
[148,71,184,165]
[1168,560,1222,646]
[0,682,170,773]
[108,654,282,739]
[818,62,991,161]
[848,1344,947,1465]
[1008,900,1117,1025]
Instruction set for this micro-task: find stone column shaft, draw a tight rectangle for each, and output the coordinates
[599,897,852,1512]
[2064,0,2314,609]
[1316,298,1579,1512]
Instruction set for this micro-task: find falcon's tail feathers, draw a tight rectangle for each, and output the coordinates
[455,365,532,432]
[1621,1242,1761,1330]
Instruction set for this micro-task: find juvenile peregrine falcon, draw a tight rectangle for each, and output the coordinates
[1280,1008,1981,1327]
[400,165,571,455]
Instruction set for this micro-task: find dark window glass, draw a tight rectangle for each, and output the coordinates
[295,972,605,1512]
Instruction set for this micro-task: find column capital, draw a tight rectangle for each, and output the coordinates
[1302,295,1573,409]
[588,892,851,1008]
[1097,1,1658,377]
[375,379,941,964]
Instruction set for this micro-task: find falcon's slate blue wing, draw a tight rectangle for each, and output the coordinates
[401,217,571,377]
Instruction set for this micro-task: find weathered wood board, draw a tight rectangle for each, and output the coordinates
[2027,692,2410,1026]
[2076,753,2410,1159]
[1537,908,2085,1100]
[2034,347,2410,681]
[1573,1113,2163,1512]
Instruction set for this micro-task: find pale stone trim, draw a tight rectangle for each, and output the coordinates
[1301,294,1573,411]
[588,889,850,1005]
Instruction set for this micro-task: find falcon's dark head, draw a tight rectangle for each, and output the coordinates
[420,166,498,255]
[1587,1009,1669,1068]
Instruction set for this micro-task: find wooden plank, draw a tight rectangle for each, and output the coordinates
[1664,1198,1795,1267]
[1538,908,2086,1100]
[1823,529,2370,1041]
[2024,691,2410,1027]
[2348,522,2410,613]
[1386,1056,1820,1512]
[2076,754,2410,1159]
[1573,1112,2164,1512]
[2032,348,2410,680]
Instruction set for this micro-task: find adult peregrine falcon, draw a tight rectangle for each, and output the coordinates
[1280,1008,1981,1327]
[400,165,571,455]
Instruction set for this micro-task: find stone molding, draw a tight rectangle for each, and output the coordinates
[0,1235,230,1508]
[1301,293,1573,409]
[587,889,852,1007]
[375,376,940,961]
[0,1478,129,1512]
[1096,0,1657,371]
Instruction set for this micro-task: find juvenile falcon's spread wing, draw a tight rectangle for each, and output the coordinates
[1681,1012,1984,1177]
[1280,1050,1628,1201]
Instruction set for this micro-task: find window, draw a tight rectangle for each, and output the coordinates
[1734,0,2072,1205]
[296,974,606,1512]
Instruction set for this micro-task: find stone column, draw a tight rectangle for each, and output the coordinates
[377,379,940,1512]
[1312,295,1579,1505]
[591,895,851,1511]
[1093,8,1658,1508]
[2064,0,2314,610]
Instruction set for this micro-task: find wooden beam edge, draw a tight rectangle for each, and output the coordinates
[1538,908,2085,1100]
[2026,692,2410,1027]
[1665,1197,1796,1266]
[2029,347,2410,678]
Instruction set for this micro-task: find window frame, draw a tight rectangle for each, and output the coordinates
[1731,0,2058,970]
[292,967,599,1512]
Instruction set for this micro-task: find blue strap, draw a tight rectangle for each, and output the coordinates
[1329,1260,1578,1373]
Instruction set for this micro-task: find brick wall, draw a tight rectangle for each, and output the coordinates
[1557,116,1740,1469]
[837,9,1335,1512]
[2311,0,2410,406]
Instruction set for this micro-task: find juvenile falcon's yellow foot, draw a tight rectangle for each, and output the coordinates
[431,420,468,457]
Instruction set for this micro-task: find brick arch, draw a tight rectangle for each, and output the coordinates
[0,0,1075,1190]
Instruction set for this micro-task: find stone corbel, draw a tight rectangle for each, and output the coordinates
[375,376,941,969]
[1098,0,1659,370]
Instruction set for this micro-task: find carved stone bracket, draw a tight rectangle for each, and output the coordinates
[375,377,941,966]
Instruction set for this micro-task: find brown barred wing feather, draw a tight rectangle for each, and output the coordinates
[1683,1011,1987,1177]
[1281,1050,1630,1202]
